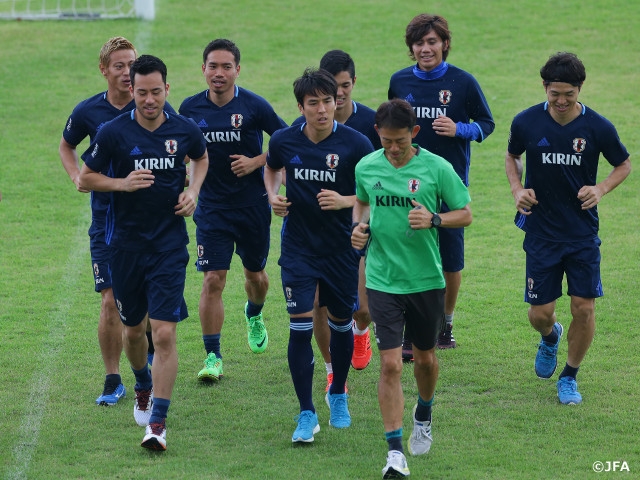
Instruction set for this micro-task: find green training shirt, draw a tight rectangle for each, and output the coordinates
[355,145,470,294]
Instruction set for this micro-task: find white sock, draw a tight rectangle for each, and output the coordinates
[325,363,333,375]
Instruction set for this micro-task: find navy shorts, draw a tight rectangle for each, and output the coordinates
[90,232,112,292]
[279,248,360,319]
[110,247,190,327]
[367,288,444,351]
[437,203,464,273]
[523,234,603,305]
[194,201,270,272]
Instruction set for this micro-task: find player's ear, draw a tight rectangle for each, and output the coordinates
[411,125,421,138]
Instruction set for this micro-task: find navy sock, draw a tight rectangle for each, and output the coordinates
[386,428,404,453]
[415,395,433,422]
[132,365,152,391]
[149,397,170,425]
[103,374,122,394]
[146,330,155,354]
[246,300,264,318]
[288,317,315,412]
[541,326,558,345]
[328,318,353,395]
[559,363,579,380]
[203,334,221,358]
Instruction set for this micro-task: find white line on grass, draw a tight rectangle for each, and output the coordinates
[5,209,89,480]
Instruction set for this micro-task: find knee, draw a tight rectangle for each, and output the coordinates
[380,355,403,379]
[202,271,226,295]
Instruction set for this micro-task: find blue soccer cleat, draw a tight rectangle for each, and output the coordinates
[535,322,563,379]
[96,383,126,406]
[557,376,583,405]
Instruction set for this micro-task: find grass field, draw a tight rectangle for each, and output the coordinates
[1,0,639,478]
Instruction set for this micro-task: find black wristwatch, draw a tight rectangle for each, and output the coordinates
[430,213,442,228]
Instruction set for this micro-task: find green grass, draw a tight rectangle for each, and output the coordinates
[1,0,639,478]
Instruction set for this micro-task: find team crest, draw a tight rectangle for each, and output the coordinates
[165,139,178,155]
[572,138,586,153]
[285,286,293,300]
[439,90,452,105]
[93,263,99,276]
[326,154,340,169]
[527,277,534,291]
[408,179,420,193]
[197,245,204,258]
[231,114,243,129]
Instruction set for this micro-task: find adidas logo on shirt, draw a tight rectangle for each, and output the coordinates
[290,155,303,165]
[130,146,143,155]
[372,181,384,190]
[537,137,551,147]
[197,119,208,128]
[405,93,415,103]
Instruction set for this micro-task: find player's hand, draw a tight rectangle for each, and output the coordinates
[73,174,90,193]
[513,187,538,215]
[408,200,432,229]
[577,185,603,210]
[269,194,291,217]
[230,154,260,177]
[175,189,197,217]
[122,169,154,192]
[432,115,456,137]
[351,223,370,249]
[317,189,348,210]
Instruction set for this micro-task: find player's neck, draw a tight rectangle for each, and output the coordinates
[134,109,166,132]
[208,88,235,107]
[303,123,333,144]
[106,89,132,110]
[550,102,582,126]
[385,146,417,169]
[334,102,353,124]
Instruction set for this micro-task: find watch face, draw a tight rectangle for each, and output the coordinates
[432,214,441,227]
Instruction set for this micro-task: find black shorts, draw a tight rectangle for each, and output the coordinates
[367,288,445,351]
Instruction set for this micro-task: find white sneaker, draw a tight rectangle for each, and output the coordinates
[408,404,433,455]
[133,388,153,426]
[141,422,166,451]
[382,450,410,478]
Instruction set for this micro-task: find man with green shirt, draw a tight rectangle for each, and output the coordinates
[352,99,472,479]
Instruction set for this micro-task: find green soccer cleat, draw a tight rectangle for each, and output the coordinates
[245,302,268,353]
[197,352,223,382]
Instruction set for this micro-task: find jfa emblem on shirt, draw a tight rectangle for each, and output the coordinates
[197,245,204,258]
[408,179,420,193]
[285,287,293,300]
[165,139,178,155]
[439,90,452,105]
[93,263,99,276]
[527,277,534,291]
[326,154,340,169]
[231,114,243,129]
[572,138,586,153]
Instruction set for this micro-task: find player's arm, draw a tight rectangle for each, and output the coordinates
[577,157,631,210]
[505,151,538,215]
[408,200,472,229]
[59,137,90,193]
[351,198,371,250]
[264,165,290,217]
[79,164,155,193]
[230,151,268,178]
[317,189,356,211]
[176,151,208,217]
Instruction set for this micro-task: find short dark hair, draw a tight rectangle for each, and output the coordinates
[540,52,586,87]
[293,67,337,105]
[405,14,451,61]
[130,54,167,86]
[203,38,241,65]
[320,50,355,79]
[375,99,417,131]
